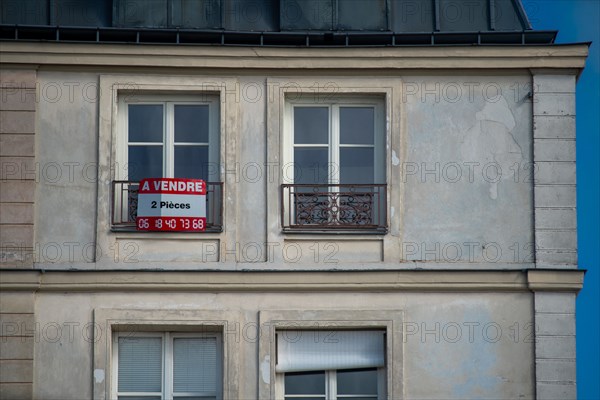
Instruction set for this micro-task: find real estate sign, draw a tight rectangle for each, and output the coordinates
[136,178,206,231]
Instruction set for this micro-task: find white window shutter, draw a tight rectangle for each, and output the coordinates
[118,337,163,392]
[173,337,217,393]
[276,330,385,373]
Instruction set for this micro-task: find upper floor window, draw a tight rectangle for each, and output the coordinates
[112,94,223,231]
[281,96,387,232]
[121,97,220,182]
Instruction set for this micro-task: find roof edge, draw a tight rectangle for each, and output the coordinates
[0,40,589,72]
[0,24,558,47]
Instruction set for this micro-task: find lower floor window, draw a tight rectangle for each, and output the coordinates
[113,332,222,400]
[285,368,381,399]
[276,330,386,399]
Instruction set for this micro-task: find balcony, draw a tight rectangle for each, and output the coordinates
[111,181,223,232]
[281,184,387,233]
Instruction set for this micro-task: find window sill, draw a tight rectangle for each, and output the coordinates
[282,227,387,235]
[110,227,223,239]
[111,226,223,234]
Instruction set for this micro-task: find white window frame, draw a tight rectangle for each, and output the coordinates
[282,95,386,185]
[116,94,220,182]
[111,331,223,400]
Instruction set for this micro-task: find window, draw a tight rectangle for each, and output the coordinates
[119,96,220,182]
[281,96,387,231]
[112,94,223,231]
[112,331,222,400]
[276,330,386,399]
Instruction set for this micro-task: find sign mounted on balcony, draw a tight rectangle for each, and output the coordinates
[136,178,206,231]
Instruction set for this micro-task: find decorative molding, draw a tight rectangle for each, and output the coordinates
[0,42,589,71]
[0,269,584,292]
[528,270,584,292]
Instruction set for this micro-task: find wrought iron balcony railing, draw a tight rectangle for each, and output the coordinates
[281,184,387,232]
[111,181,223,232]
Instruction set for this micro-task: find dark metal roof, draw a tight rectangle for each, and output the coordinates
[0,0,555,46]
[0,25,556,46]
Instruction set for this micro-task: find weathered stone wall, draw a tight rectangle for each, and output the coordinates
[533,73,578,268]
[0,291,35,399]
[0,69,36,269]
[30,72,544,270]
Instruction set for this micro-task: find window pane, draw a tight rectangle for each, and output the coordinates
[284,371,325,395]
[340,107,374,145]
[128,104,164,142]
[173,337,217,394]
[118,337,162,393]
[173,338,217,393]
[337,368,378,395]
[174,146,209,180]
[174,105,209,143]
[128,146,163,181]
[340,147,374,184]
[293,148,328,184]
[294,107,329,144]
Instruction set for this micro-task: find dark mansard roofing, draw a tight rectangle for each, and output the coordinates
[0,0,557,46]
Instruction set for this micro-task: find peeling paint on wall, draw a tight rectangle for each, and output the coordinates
[461,95,523,200]
[260,355,270,384]
[392,150,400,166]
[93,369,104,383]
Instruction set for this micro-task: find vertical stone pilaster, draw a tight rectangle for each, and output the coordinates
[0,69,37,268]
[532,73,578,268]
[534,292,577,399]
[0,291,35,399]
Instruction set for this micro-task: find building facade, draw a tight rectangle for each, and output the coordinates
[0,1,588,399]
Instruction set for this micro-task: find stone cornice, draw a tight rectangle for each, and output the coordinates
[0,269,584,293]
[0,42,589,71]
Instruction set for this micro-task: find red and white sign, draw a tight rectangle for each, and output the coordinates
[136,178,206,232]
